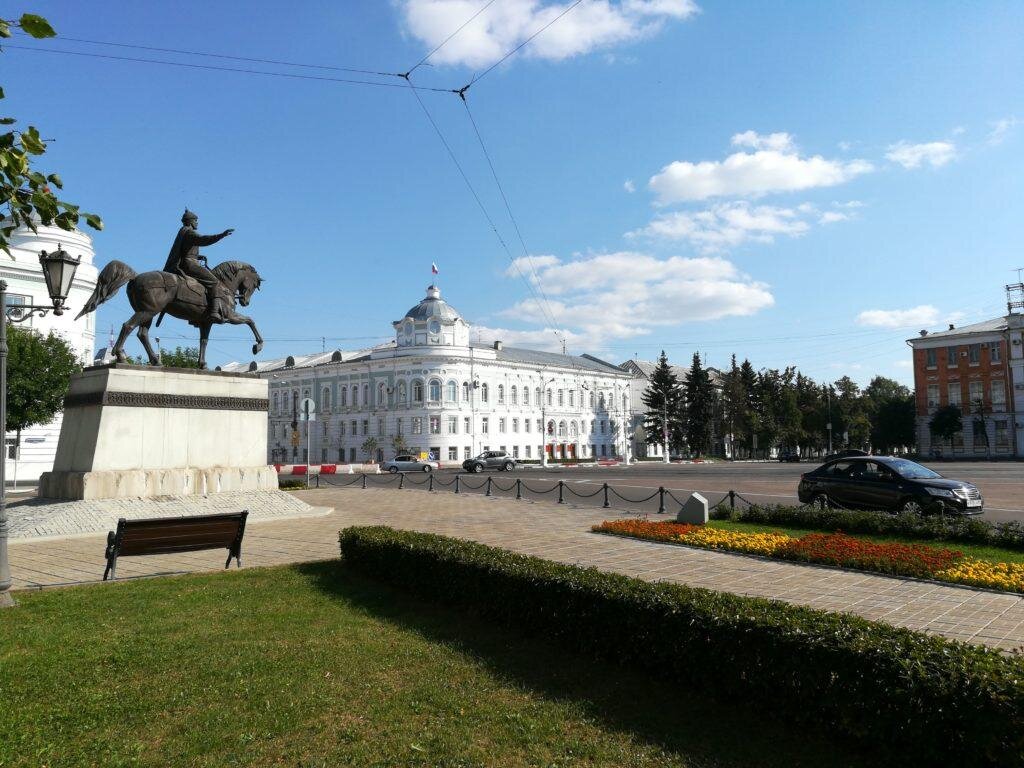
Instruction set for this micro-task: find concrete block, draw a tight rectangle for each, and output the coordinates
[676,492,709,525]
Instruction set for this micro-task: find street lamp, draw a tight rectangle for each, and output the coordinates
[1,245,82,605]
[538,371,556,468]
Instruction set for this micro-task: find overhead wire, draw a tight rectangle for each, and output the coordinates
[406,0,498,76]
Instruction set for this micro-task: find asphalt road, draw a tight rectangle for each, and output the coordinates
[321,460,1024,523]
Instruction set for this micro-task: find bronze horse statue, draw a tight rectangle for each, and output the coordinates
[76,259,264,369]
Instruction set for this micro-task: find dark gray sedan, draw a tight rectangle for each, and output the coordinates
[380,455,439,473]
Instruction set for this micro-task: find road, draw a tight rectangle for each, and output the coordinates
[320,460,1024,523]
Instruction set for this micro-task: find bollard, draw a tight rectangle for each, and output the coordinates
[398,473,404,490]
[428,473,434,492]
[657,486,665,514]
[557,480,565,504]
[455,475,460,494]
[603,482,610,508]
[516,478,522,500]
[729,490,736,509]
[486,476,492,497]
[316,474,320,489]
[361,474,367,490]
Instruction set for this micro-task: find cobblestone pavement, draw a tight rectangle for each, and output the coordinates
[6,490,327,539]
[7,487,1024,651]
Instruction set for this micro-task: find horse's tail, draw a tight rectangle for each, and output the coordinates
[75,260,137,320]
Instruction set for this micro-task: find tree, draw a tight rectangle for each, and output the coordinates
[929,405,962,452]
[391,434,408,456]
[864,376,914,453]
[161,346,200,368]
[641,351,686,453]
[720,355,748,458]
[1,13,102,253]
[6,326,81,440]
[684,352,715,456]
[361,436,378,463]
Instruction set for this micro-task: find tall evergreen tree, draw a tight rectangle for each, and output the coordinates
[684,353,715,457]
[720,355,748,458]
[641,351,685,453]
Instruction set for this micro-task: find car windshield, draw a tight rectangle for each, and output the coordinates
[886,459,942,479]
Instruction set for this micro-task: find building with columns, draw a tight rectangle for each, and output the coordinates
[228,285,636,465]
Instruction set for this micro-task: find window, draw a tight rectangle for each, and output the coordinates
[446,381,457,402]
[926,384,939,409]
[535,387,541,405]
[599,393,606,410]
[447,416,457,434]
[600,420,607,434]
[523,387,530,405]
[947,383,961,407]
[464,416,471,434]
[570,421,578,437]
[462,382,471,401]
[536,419,542,433]
[968,380,983,407]
[558,389,564,406]
[395,418,402,435]
[412,417,423,435]
[361,420,368,436]
[481,383,489,403]
[429,416,440,434]
[340,386,347,407]
[499,418,506,433]
[589,391,595,408]
[413,381,424,403]
[925,348,937,367]
[340,421,346,436]
[546,389,553,406]
[968,343,981,365]
[995,420,1010,448]
[377,382,386,406]
[350,419,357,436]
[512,418,519,433]
[464,447,471,460]
[448,446,458,460]
[525,445,532,458]
[398,382,407,404]
[569,390,574,407]
[546,420,555,436]
[513,446,519,458]
[557,420,566,437]
[947,346,958,368]
[511,386,518,404]
[992,380,1007,412]
[972,419,987,449]
[377,417,384,435]
[498,385,505,404]
[481,417,489,434]
[524,419,531,433]
[362,384,369,404]
[322,387,330,410]
[990,342,1002,364]
[272,392,279,412]
[429,379,442,403]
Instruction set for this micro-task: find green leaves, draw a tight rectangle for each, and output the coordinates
[84,212,103,230]
[17,13,56,39]
[6,325,82,433]
[19,125,45,154]
[0,19,10,39]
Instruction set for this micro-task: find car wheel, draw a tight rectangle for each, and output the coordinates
[423,465,432,472]
[900,498,924,515]
[811,493,830,510]
[472,464,483,473]
[503,462,513,471]
[388,466,398,474]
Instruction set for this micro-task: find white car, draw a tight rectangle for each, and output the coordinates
[380,455,439,473]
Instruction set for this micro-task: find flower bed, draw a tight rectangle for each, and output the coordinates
[593,519,1024,593]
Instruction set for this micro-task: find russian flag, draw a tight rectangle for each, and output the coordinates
[431,262,439,275]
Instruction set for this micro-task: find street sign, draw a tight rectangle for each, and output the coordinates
[298,397,317,422]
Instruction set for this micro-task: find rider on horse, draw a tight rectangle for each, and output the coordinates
[163,209,234,323]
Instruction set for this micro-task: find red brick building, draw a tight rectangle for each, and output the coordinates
[907,314,1024,458]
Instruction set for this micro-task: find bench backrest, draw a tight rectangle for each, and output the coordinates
[113,511,248,557]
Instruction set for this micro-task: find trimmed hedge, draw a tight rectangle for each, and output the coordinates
[339,526,1024,767]
[711,503,1024,552]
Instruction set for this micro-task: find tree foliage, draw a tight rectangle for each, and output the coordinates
[640,351,685,452]
[684,352,716,456]
[1,12,102,253]
[929,405,962,450]
[6,325,81,434]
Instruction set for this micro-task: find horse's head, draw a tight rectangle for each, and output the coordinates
[211,261,263,307]
[238,270,262,307]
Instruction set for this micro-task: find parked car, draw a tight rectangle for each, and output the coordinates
[778,449,800,463]
[797,456,983,515]
[822,448,869,461]
[380,455,439,473]
[462,450,516,473]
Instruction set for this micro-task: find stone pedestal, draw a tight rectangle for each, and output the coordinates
[38,364,277,500]
[676,492,709,525]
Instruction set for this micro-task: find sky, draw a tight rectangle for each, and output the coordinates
[3,0,1022,386]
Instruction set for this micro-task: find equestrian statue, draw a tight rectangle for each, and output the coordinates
[76,209,264,369]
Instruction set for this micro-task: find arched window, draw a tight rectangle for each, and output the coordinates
[377,382,386,406]
[570,421,578,437]
[429,379,442,403]
[535,387,541,405]
[558,420,567,437]
[546,389,553,406]
[339,386,347,407]
[481,383,489,403]
[446,381,457,402]
[497,384,505,404]
[412,380,424,403]
[322,387,330,410]
[362,384,369,406]
[523,387,530,406]
[546,420,555,437]
[599,393,606,410]
[569,390,574,407]
[557,389,564,406]
[272,392,279,412]
[589,391,595,408]
[398,382,407,404]
[462,382,470,401]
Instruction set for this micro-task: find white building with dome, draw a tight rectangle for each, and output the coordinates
[227,285,636,465]
[2,222,99,483]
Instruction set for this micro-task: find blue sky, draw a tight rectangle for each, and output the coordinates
[4,1,1022,385]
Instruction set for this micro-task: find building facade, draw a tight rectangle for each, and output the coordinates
[2,222,99,483]
[907,314,1023,458]
[229,286,635,465]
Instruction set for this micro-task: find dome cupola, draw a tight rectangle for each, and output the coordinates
[393,284,469,348]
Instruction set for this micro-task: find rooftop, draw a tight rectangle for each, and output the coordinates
[909,316,1008,342]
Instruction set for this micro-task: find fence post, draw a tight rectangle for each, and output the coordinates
[658,486,665,514]
[486,476,492,497]
[557,480,565,504]
[361,474,367,490]
[516,478,522,500]
[398,473,404,490]
[455,475,460,494]
[603,483,610,508]
[428,473,434,492]
[729,490,735,509]
[315,474,320,489]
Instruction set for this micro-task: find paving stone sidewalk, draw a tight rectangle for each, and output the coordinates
[5,489,327,539]
[6,487,1024,651]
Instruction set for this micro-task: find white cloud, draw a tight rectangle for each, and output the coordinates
[623,179,636,193]
[399,0,699,69]
[730,130,795,152]
[894,359,913,369]
[856,305,941,328]
[987,117,1017,146]
[495,251,774,349]
[885,140,956,169]
[648,141,872,204]
[504,254,561,278]
[818,211,849,224]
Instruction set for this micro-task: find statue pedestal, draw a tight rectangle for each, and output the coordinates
[38,364,277,500]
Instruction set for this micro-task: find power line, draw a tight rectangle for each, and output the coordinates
[406,0,498,76]
[2,44,457,93]
[461,0,586,92]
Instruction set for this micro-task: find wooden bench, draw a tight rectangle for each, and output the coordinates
[103,511,248,581]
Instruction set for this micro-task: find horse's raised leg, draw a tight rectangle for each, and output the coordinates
[136,317,159,365]
[221,309,263,356]
[198,322,211,370]
[113,312,149,363]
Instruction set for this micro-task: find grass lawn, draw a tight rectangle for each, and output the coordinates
[707,519,1024,564]
[0,563,873,768]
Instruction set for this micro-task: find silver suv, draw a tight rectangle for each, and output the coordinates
[462,450,515,473]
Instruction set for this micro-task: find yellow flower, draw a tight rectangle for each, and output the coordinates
[937,559,1024,592]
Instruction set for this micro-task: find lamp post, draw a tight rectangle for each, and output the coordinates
[1,245,81,605]
[538,371,556,468]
